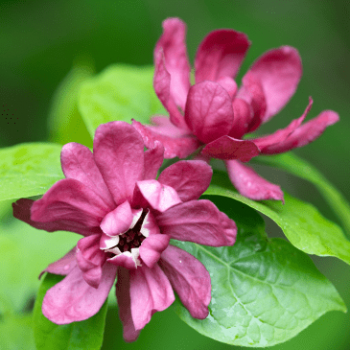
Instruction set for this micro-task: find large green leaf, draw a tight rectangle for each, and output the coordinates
[207,172,350,265]
[78,64,166,138]
[0,143,64,201]
[253,152,350,237]
[33,273,108,350]
[172,196,346,347]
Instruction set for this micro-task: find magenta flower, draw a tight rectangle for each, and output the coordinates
[133,18,339,201]
[13,121,236,342]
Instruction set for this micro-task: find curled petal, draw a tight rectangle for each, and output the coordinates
[93,121,145,205]
[140,211,160,237]
[158,160,213,202]
[108,250,140,270]
[159,245,211,319]
[185,81,234,144]
[135,180,182,212]
[139,234,171,268]
[61,143,115,210]
[39,247,77,279]
[156,18,191,111]
[243,46,302,122]
[42,263,117,324]
[253,97,313,151]
[115,268,140,342]
[76,234,106,288]
[259,110,339,154]
[229,98,253,139]
[129,264,175,331]
[132,119,201,159]
[13,199,99,236]
[31,179,110,229]
[195,29,250,82]
[144,141,164,180]
[201,135,260,162]
[100,201,133,236]
[157,200,237,246]
[217,76,237,98]
[226,160,284,201]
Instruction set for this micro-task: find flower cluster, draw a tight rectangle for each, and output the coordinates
[13,121,236,341]
[133,18,339,201]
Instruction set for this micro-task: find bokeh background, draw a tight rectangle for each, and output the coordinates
[1,0,349,349]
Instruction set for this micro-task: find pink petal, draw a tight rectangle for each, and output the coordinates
[154,49,189,129]
[93,122,144,205]
[195,29,250,83]
[140,211,160,237]
[31,179,110,229]
[259,110,339,155]
[216,76,237,98]
[13,199,99,236]
[100,201,133,236]
[108,251,139,270]
[144,141,164,180]
[155,18,191,111]
[226,160,284,201]
[237,72,267,132]
[135,180,182,212]
[201,135,260,162]
[115,267,140,342]
[159,245,211,319]
[228,98,253,139]
[39,247,77,279]
[129,264,175,330]
[158,160,212,202]
[42,263,117,324]
[157,200,237,246]
[132,119,201,159]
[243,46,302,122]
[139,234,171,268]
[185,81,234,144]
[253,97,313,151]
[76,234,106,288]
[61,143,115,210]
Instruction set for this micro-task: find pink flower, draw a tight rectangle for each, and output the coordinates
[132,18,339,201]
[13,121,236,342]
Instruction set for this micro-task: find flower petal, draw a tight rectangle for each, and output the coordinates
[158,160,212,202]
[135,180,182,213]
[42,263,117,324]
[108,251,140,270]
[154,49,188,129]
[243,46,302,122]
[226,160,284,201]
[159,245,211,319]
[157,200,237,246]
[228,98,253,139]
[143,141,164,180]
[115,267,141,342]
[61,143,115,210]
[13,199,98,236]
[139,234,171,268]
[253,97,313,151]
[259,110,339,154]
[76,234,106,288]
[156,18,191,111]
[129,264,175,331]
[100,201,133,236]
[39,247,77,279]
[201,135,260,162]
[185,81,234,144]
[216,76,237,98]
[93,121,145,205]
[31,179,109,230]
[132,119,201,159]
[195,29,250,83]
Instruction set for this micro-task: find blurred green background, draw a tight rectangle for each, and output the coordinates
[1,0,350,349]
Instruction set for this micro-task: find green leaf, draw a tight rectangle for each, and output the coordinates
[48,60,94,147]
[207,172,350,266]
[33,273,108,350]
[78,64,166,137]
[253,152,350,237]
[0,143,64,201]
[172,196,346,347]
